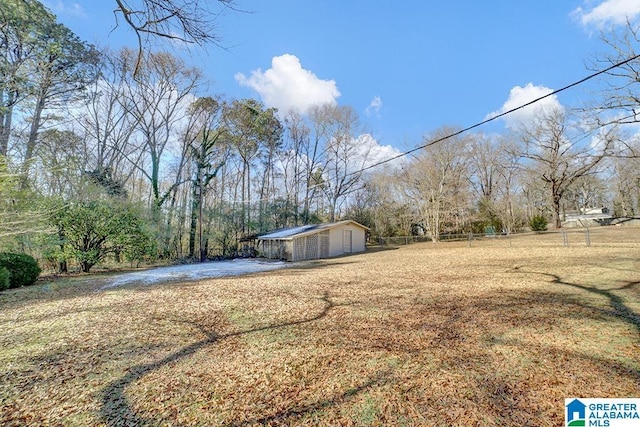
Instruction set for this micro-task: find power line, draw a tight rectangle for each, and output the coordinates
[348,52,640,177]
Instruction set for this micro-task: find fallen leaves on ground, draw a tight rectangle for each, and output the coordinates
[1,227,639,426]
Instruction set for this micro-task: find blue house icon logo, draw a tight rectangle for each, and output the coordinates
[566,399,586,426]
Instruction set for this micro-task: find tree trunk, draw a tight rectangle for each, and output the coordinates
[21,89,47,185]
[57,228,68,273]
[188,183,199,258]
[58,260,68,274]
[241,159,247,234]
[552,192,563,229]
[246,160,251,233]
[189,195,199,258]
[80,261,94,273]
[199,179,205,262]
[202,234,209,260]
[0,101,14,157]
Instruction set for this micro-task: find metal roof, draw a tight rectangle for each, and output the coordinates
[258,220,368,240]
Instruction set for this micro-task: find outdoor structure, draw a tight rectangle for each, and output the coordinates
[564,207,612,221]
[257,220,369,262]
[563,206,613,228]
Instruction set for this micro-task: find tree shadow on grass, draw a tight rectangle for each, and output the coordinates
[406,273,640,425]
[99,291,364,426]
[472,326,640,426]
[227,369,393,427]
[511,266,640,335]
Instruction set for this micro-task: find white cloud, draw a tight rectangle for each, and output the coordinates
[572,0,640,28]
[321,134,405,180]
[354,134,406,172]
[365,96,383,117]
[487,83,564,130]
[42,0,86,18]
[235,54,340,115]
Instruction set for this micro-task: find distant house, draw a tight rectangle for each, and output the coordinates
[257,220,369,262]
[564,207,612,221]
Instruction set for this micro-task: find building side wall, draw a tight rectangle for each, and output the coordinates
[351,227,366,252]
[328,224,366,257]
[284,240,294,261]
[260,223,367,261]
[328,227,343,257]
[260,239,294,261]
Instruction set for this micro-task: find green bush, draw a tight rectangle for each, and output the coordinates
[529,215,548,232]
[50,200,156,272]
[0,267,10,291]
[0,252,41,289]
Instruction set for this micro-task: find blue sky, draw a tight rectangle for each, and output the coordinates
[43,1,640,152]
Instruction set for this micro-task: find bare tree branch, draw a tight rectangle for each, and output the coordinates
[112,0,238,76]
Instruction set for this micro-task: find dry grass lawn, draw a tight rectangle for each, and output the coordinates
[1,227,639,426]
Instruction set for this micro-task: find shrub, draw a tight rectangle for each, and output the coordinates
[50,200,155,272]
[0,267,10,291]
[529,215,548,232]
[0,252,41,289]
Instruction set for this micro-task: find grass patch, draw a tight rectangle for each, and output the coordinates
[1,227,639,425]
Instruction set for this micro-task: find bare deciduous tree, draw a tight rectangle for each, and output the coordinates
[493,137,525,233]
[310,104,368,222]
[401,128,470,241]
[609,152,640,216]
[361,171,414,238]
[183,96,228,260]
[584,21,640,158]
[468,134,525,232]
[293,107,327,223]
[280,111,310,225]
[564,175,609,214]
[73,49,141,193]
[112,0,236,75]
[119,49,202,214]
[519,108,614,228]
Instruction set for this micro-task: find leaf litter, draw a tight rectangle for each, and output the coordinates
[0,227,639,425]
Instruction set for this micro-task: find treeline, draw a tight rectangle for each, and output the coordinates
[1,0,640,273]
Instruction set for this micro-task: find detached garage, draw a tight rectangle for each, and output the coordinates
[257,220,369,262]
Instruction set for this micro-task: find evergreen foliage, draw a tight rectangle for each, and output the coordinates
[50,200,155,272]
[0,252,41,289]
[0,267,10,291]
[529,215,548,232]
